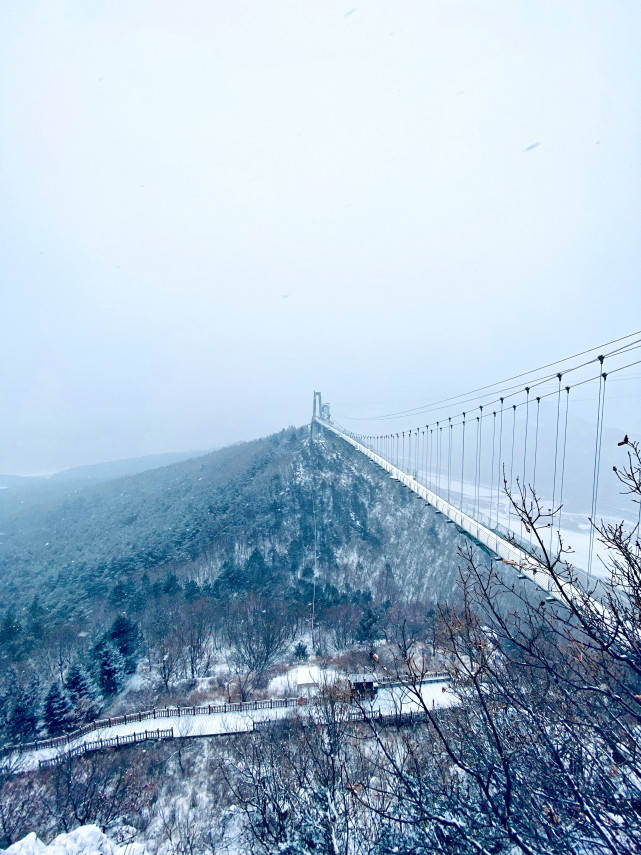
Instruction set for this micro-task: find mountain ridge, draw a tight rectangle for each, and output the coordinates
[0,426,482,618]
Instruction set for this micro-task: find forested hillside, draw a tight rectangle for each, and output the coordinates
[0,425,485,757]
[3,439,640,855]
[0,426,478,620]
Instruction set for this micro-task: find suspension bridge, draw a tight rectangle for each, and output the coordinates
[312,331,641,605]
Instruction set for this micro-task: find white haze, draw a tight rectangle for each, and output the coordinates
[1,0,640,474]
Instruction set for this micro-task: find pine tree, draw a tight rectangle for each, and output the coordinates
[0,607,22,647]
[5,678,40,744]
[107,615,140,674]
[246,549,267,584]
[93,641,125,697]
[43,682,75,737]
[356,606,379,649]
[183,579,200,601]
[65,662,100,722]
[26,596,46,641]
[162,573,181,595]
[294,642,309,662]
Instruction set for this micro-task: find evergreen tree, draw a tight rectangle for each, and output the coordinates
[281,789,344,855]
[26,596,46,642]
[107,615,140,673]
[92,641,125,697]
[0,607,22,647]
[183,579,200,601]
[162,573,181,595]
[246,549,267,583]
[356,606,379,650]
[65,662,100,722]
[43,682,75,737]
[294,642,309,662]
[374,825,431,855]
[9,678,40,743]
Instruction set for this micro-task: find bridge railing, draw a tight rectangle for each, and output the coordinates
[314,416,602,610]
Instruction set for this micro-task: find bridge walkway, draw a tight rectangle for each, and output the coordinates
[313,416,600,612]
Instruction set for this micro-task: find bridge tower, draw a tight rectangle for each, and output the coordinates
[311,391,331,438]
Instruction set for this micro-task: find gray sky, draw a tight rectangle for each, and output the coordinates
[1,0,640,474]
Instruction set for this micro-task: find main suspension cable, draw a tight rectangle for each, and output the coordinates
[345,331,641,422]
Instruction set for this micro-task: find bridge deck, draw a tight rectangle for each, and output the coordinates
[314,417,597,610]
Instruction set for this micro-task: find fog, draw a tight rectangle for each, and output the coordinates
[1,0,640,474]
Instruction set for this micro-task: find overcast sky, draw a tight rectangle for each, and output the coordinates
[1,1,640,474]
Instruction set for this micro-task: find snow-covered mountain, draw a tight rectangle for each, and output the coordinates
[0,426,485,617]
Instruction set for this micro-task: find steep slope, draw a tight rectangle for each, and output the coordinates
[302,430,483,602]
[0,426,483,617]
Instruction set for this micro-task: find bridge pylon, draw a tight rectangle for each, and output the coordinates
[311,391,331,438]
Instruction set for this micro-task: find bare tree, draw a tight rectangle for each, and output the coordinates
[323,603,362,653]
[351,439,641,854]
[0,757,47,847]
[144,599,186,694]
[181,598,215,679]
[40,750,154,835]
[222,595,295,701]
[219,690,361,854]
[42,622,79,685]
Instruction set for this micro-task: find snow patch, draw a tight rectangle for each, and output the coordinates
[267,664,338,696]
[2,826,147,855]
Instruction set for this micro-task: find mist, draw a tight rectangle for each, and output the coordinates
[2,0,640,474]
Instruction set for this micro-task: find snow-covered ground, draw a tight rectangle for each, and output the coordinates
[4,679,454,774]
[367,680,454,715]
[2,826,147,855]
[267,663,338,696]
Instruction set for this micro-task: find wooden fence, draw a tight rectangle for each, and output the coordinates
[3,672,450,758]
[344,709,431,727]
[376,671,449,689]
[17,674,452,771]
[34,708,436,770]
[3,697,304,756]
[254,708,432,732]
[37,728,174,769]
